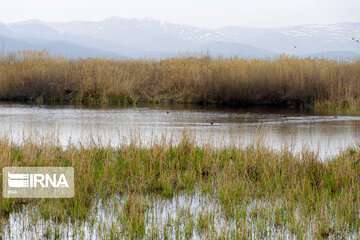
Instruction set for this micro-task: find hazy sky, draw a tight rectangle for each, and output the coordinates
[1,0,359,28]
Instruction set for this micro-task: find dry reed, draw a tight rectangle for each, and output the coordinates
[0,50,360,108]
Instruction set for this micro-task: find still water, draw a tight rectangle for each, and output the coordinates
[0,102,359,159]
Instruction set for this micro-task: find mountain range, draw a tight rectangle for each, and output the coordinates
[0,17,360,59]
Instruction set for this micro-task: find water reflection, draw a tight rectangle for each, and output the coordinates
[0,102,359,159]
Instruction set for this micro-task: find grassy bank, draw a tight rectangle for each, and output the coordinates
[0,133,359,239]
[1,51,360,108]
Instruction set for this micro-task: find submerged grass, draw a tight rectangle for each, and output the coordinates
[0,132,359,238]
[1,50,360,108]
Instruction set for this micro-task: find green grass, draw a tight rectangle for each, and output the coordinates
[0,132,359,238]
[315,99,360,114]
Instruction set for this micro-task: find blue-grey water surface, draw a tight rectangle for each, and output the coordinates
[0,103,359,159]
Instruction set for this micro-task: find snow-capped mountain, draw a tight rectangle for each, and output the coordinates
[217,23,360,55]
[0,17,359,58]
[47,17,235,52]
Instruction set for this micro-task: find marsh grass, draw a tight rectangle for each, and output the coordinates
[1,51,360,108]
[0,131,359,238]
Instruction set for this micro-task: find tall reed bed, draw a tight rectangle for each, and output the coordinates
[0,50,360,108]
[0,132,359,238]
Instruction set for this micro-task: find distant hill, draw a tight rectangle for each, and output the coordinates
[0,35,126,58]
[302,51,360,59]
[193,41,276,58]
[0,35,39,52]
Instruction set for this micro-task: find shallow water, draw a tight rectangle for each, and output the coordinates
[3,193,358,239]
[0,102,359,158]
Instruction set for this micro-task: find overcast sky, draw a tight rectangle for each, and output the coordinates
[0,0,359,28]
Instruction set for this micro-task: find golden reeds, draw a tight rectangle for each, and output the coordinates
[0,50,359,108]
